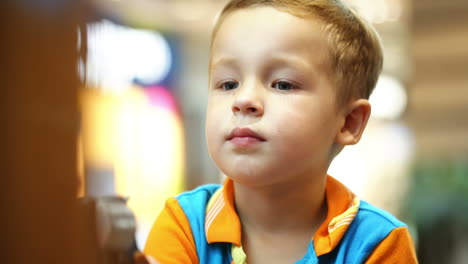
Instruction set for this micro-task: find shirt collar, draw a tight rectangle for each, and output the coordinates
[204,176,359,255]
[205,178,242,246]
[313,176,360,256]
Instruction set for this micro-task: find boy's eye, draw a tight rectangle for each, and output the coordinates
[272,81,295,91]
[220,81,239,90]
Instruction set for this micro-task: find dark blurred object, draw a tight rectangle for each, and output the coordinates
[80,196,138,264]
[406,157,468,264]
[0,0,98,263]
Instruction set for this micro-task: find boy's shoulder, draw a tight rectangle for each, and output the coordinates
[318,199,415,263]
[320,199,407,259]
[356,200,406,229]
[344,199,407,248]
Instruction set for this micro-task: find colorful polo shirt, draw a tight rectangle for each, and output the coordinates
[144,176,418,263]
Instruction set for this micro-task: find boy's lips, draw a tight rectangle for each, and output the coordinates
[226,127,266,146]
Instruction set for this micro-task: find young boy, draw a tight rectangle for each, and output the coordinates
[143,0,418,263]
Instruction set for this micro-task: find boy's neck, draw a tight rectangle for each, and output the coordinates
[233,174,328,236]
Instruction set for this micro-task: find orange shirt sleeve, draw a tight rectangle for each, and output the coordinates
[365,226,418,263]
[144,197,199,264]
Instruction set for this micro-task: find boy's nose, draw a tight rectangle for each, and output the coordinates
[231,86,264,117]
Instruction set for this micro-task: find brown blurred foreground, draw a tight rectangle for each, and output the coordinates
[0,1,99,263]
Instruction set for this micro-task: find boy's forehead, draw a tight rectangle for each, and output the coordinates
[214,6,325,39]
[211,7,331,68]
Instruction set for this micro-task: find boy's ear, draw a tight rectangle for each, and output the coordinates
[335,99,371,146]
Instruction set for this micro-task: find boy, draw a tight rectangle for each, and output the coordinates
[143,0,418,263]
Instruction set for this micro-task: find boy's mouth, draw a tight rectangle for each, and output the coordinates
[226,127,266,146]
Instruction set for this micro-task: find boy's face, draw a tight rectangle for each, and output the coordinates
[206,7,345,187]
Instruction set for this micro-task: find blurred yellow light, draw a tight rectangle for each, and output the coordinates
[80,86,185,249]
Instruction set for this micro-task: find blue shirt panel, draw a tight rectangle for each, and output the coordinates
[176,184,232,264]
[316,201,407,263]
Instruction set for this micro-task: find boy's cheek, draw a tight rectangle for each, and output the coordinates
[206,101,229,119]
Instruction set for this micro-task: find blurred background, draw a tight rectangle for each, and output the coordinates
[1,0,467,263]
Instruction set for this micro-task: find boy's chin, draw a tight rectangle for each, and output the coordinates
[223,170,281,188]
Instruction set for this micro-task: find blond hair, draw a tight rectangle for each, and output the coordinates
[212,0,383,106]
